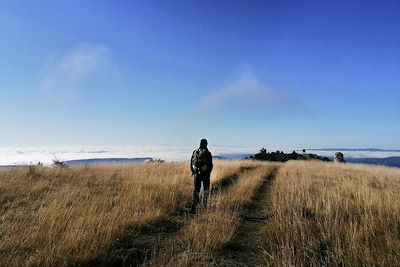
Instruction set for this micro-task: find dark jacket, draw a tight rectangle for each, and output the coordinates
[190,146,213,175]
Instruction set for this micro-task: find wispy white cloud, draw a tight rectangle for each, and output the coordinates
[41,43,111,99]
[196,67,300,114]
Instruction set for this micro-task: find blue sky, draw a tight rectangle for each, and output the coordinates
[0,0,399,149]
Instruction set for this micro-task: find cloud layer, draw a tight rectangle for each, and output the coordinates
[2,146,399,166]
[0,146,258,165]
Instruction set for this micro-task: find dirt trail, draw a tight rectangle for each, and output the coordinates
[82,166,255,267]
[215,167,278,267]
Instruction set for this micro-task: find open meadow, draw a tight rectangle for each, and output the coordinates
[1,160,399,266]
[261,161,400,266]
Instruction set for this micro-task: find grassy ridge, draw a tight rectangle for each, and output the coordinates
[1,160,399,266]
[261,161,400,266]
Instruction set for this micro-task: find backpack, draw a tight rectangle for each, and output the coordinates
[192,148,209,173]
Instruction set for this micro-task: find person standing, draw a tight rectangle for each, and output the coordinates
[190,139,213,214]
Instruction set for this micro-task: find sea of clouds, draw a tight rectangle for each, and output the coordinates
[1,146,399,166]
[0,146,258,166]
[308,149,400,159]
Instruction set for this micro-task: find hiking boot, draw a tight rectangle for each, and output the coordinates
[202,190,210,208]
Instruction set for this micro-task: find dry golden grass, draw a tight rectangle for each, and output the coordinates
[0,161,245,266]
[261,161,400,266]
[151,162,277,266]
[2,159,399,266]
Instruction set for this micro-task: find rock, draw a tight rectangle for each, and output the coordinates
[335,152,345,163]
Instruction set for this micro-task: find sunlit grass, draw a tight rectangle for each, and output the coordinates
[261,161,400,266]
[0,161,244,266]
[1,160,399,266]
[151,163,277,266]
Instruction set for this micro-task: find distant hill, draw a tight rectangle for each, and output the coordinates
[0,165,26,169]
[213,155,227,160]
[65,157,153,166]
[346,157,400,168]
[218,153,253,160]
[306,148,400,168]
[308,148,400,152]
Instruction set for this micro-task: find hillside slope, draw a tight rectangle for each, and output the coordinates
[0,161,399,266]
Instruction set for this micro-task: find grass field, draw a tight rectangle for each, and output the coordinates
[1,160,399,266]
[261,161,400,266]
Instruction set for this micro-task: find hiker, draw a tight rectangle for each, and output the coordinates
[190,138,213,214]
